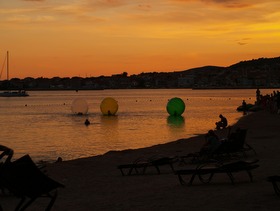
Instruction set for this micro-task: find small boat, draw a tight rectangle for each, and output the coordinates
[0,90,29,97]
[236,103,254,111]
[0,51,29,97]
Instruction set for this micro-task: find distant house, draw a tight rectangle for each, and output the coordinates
[178,75,194,88]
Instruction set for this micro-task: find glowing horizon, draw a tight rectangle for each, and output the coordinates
[1,0,279,79]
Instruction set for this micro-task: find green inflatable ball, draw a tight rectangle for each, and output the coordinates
[100,97,118,115]
[166,97,185,116]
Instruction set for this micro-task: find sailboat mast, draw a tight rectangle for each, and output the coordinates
[7,51,9,80]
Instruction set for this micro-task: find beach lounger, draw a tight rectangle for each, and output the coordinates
[118,156,177,176]
[0,147,13,195]
[213,129,256,158]
[0,154,64,211]
[178,129,257,166]
[267,175,280,196]
[175,159,259,185]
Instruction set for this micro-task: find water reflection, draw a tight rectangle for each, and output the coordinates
[100,115,119,127]
[99,115,120,149]
[167,115,185,127]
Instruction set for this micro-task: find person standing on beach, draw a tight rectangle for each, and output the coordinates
[242,100,247,115]
[277,91,280,114]
[256,88,261,104]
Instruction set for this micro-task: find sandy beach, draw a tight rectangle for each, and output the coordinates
[1,110,280,211]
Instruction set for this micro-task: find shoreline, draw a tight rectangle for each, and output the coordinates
[2,110,280,210]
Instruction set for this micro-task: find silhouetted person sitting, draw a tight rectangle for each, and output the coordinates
[200,130,221,157]
[55,157,63,163]
[0,145,14,163]
[215,114,228,130]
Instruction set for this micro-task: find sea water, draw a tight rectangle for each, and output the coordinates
[0,89,272,162]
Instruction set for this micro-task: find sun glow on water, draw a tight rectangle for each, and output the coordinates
[0,89,267,162]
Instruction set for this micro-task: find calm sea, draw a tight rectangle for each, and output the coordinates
[0,89,272,162]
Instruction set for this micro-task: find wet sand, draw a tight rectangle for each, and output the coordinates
[1,110,280,211]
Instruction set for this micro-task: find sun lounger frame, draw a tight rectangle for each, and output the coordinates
[175,160,259,185]
[267,175,280,196]
[118,157,176,176]
[0,154,64,211]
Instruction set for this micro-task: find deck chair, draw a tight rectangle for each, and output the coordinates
[175,159,259,185]
[213,129,256,158]
[179,129,256,166]
[118,156,177,176]
[0,154,64,211]
[267,175,280,196]
[0,148,14,195]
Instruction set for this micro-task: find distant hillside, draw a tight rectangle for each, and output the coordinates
[182,65,226,74]
[177,56,280,88]
[1,56,280,90]
[229,57,280,69]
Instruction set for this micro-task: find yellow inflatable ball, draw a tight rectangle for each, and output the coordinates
[100,97,118,115]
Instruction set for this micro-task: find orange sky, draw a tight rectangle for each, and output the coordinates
[0,0,280,79]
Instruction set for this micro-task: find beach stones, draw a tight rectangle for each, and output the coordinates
[100,97,118,115]
[71,98,89,115]
[166,97,185,116]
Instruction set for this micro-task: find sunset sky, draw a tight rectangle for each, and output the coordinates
[0,0,280,79]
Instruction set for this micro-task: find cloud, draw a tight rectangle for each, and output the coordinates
[1,0,278,33]
[238,42,247,45]
[22,0,45,2]
[236,38,251,45]
[170,0,262,8]
[137,4,152,11]
[6,15,55,24]
[209,0,253,8]
[87,0,128,8]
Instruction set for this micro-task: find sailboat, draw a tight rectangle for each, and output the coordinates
[0,51,29,97]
